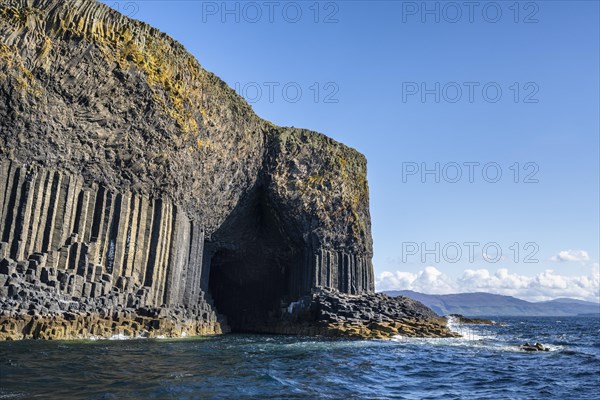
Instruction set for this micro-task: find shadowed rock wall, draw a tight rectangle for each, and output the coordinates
[0,159,206,308]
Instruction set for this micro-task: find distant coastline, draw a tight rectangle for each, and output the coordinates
[384,290,600,317]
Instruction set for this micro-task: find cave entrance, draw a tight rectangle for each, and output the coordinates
[207,186,300,333]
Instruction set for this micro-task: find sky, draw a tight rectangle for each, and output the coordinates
[99,0,599,302]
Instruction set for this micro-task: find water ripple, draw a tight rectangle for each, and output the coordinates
[0,316,599,399]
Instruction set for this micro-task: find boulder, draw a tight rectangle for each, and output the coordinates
[520,342,550,351]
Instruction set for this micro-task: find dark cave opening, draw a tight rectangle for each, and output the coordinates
[207,186,301,333]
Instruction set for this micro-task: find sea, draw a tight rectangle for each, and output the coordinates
[1,316,599,399]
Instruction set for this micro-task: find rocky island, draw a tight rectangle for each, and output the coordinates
[0,0,456,340]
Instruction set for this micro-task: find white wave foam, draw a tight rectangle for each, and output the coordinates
[445,316,462,336]
[87,333,149,341]
[444,316,493,341]
[391,333,564,354]
[0,392,25,399]
[390,317,502,350]
[108,333,131,340]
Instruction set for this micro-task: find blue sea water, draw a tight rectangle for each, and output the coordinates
[1,316,599,399]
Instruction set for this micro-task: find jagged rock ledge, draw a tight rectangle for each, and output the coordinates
[447,314,497,325]
[265,289,459,340]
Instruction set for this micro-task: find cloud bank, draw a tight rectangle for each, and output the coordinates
[376,264,600,302]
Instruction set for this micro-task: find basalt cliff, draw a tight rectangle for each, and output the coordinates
[0,0,455,340]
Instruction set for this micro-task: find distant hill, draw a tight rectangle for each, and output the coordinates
[383,290,600,317]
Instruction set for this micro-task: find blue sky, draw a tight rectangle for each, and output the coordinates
[99,0,599,301]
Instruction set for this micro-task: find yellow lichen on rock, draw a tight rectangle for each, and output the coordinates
[0,4,40,28]
[1,1,203,135]
[0,43,42,96]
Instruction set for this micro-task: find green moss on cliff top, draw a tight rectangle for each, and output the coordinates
[272,128,371,247]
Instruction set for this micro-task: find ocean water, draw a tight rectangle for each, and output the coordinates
[1,316,598,399]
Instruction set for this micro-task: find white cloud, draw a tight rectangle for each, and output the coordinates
[377,267,457,294]
[376,265,600,302]
[551,249,590,262]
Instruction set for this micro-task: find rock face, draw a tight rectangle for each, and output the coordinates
[271,289,459,339]
[0,0,450,340]
[447,314,497,325]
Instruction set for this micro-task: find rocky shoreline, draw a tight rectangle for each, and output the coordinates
[0,255,457,341]
[250,289,459,340]
[0,310,224,341]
